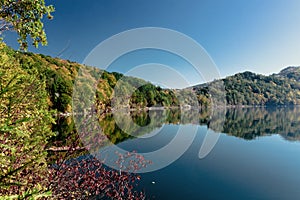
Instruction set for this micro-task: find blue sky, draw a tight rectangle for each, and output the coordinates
[3,0,300,86]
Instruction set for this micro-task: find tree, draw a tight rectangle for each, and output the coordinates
[0,0,54,50]
[0,42,54,198]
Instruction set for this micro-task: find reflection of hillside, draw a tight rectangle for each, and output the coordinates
[99,111,165,144]
[138,107,300,142]
[217,107,300,141]
[99,109,200,143]
[54,107,300,147]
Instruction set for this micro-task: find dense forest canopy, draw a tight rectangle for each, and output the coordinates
[193,69,300,106]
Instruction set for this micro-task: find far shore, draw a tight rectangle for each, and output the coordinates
[56,104,300,117]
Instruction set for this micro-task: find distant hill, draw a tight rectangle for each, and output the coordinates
[193,67,300,106]
[276,66,300,81]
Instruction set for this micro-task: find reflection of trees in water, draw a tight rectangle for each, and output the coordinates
[54,107,300,149]
[130,107,300,142]
[220,107,300,141]
[98,109,200,144]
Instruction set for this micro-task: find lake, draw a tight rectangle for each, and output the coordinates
[87,107,300,199]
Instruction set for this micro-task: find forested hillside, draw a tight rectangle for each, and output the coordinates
[193,69,300,106]
[276,66,300,82]
[3,41,300,117]
[0,43,180,113]
[2,42,300,115]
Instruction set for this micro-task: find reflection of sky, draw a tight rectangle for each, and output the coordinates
[119,124,300,199]
[4,0,300,79]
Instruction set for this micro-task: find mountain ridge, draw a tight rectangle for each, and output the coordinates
[192,66,300,106]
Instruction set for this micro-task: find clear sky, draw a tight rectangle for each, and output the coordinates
[3,0,300,85]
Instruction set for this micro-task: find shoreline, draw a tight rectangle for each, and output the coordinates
[56,104,300,117]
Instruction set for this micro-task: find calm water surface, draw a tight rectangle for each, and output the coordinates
[105,107,300,199]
